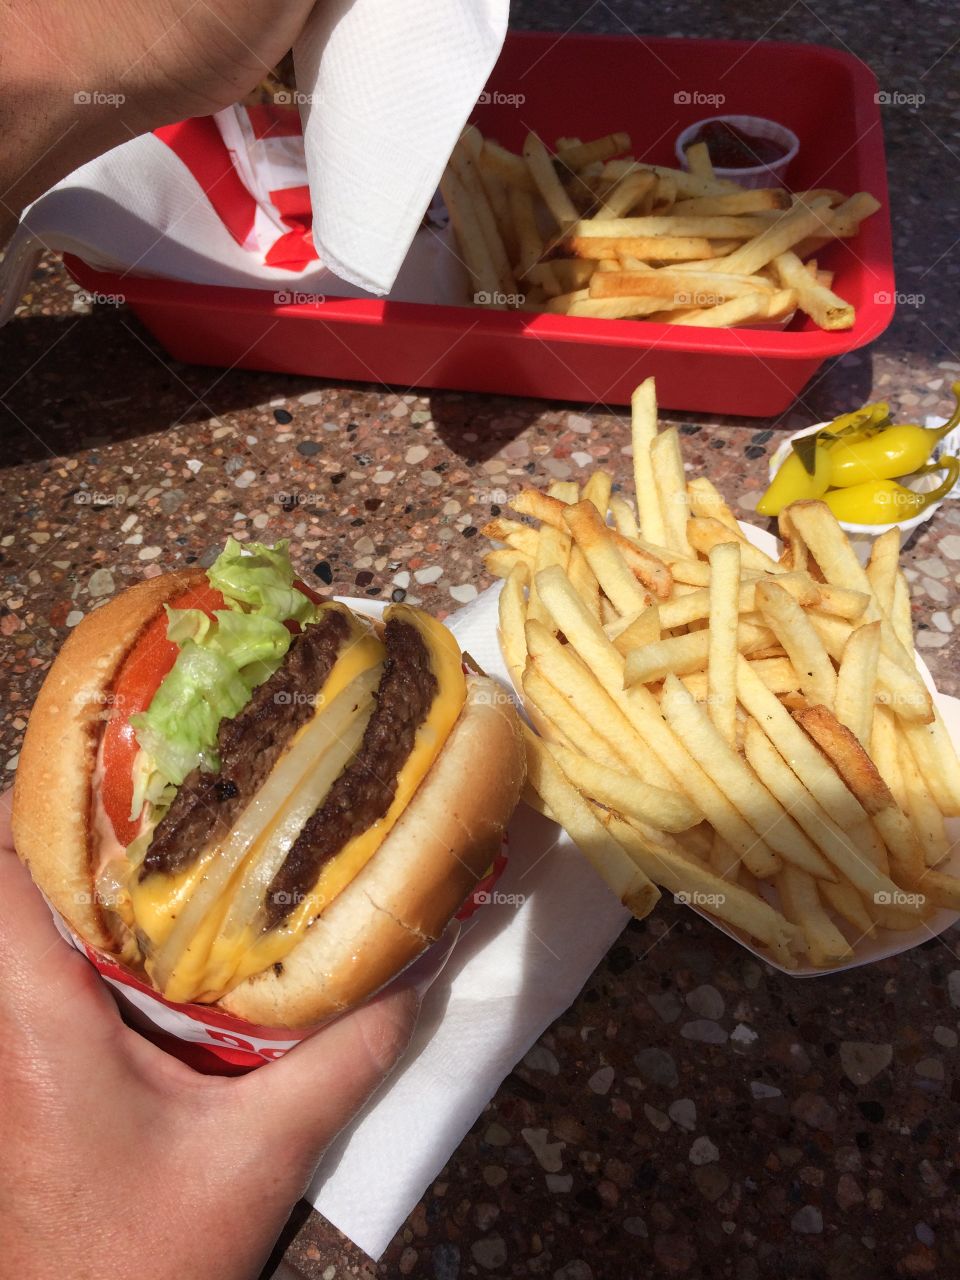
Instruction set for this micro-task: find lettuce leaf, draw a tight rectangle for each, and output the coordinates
[129,540,320,810]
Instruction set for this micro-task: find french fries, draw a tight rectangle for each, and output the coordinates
[481,376,960,969]
[445,129,880,329]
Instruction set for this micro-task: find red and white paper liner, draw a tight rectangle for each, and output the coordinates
[47,833,509,1075]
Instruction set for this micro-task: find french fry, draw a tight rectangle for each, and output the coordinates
[589,269,775,301]
[686,477,741,532]
[866,528,900,617]
[688,198,831,277]
[481,139,536,190]
[523,726,660,917]
[570,214,776,240]
[682,656,801,699]
[773,249,854,330]
[835,620,881,746]
[794,704,924,884]
[806,611,932,724]
[602,814,798,966]
[755,579,837,707]
[525,616,676,792]
[899,734,950,867]
[522,660,620,766]
[662,676,833,880]
[449,136,518,297]
[650,427,692,555]
[741,718,902,902]
[548,480,580,504]
[687,517,785,574]
[484,547,532,579]
[511,489,672,598]
[630,377,667,546]
[481,517,540,558]
[560,502,651,614]
[609,495,639,538]
[598,170,657,219]
[528,523,572,628]
[819,880,876,940]
[497,562,530,692]
[624,622,776,684]
[508,185,561,295]
[891,571,914,653]
[566,295,691,319]
[549,744,700,832]
[548,259,597,292]
[903,712,960,816]
[608,605,661,656]
[524,131,579,229]
[568,236,716,263]
[531,574,781,876]
[557,132,631,171]
[777,865,853,966]
[440,166,501,301]
[659,289,795,328]
[676,189,791,216]
[736,656,874,838]
[682,140,713,181]
[567,544,601,622]
[707,542,741,746]
[582,470,613,516]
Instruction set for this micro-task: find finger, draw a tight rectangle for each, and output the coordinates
[0,790,126,1041]
[235,983,420,1171]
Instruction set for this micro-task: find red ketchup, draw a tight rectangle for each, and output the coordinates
[688,120,787,169]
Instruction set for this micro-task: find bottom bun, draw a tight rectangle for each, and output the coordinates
[218,674,524,1028]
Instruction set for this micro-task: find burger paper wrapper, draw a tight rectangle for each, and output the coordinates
[0,0,507,320]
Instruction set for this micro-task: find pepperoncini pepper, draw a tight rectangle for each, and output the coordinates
[757,383,960,519]
[823,456,959,524]
[755,401,890,517]
[828,384,960,487]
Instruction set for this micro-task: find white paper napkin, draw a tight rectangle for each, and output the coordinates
[0,0,507,321]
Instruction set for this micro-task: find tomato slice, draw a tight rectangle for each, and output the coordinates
[100,583,224,846]
[99,580,321,847]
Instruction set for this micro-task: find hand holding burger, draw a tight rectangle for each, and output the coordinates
[0,788,458,1279]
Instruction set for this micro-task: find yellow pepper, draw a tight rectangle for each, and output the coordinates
[756,401,890,517]
[827,381,960,488]
[823,456,959,525]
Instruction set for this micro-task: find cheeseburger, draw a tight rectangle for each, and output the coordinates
[13,540,524,1027]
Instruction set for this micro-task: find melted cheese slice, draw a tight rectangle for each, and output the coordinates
[130,604,466,1004]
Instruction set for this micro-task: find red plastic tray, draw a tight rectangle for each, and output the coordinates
[65,32,894,417]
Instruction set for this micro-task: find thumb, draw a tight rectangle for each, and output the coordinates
[234,927,459,1174]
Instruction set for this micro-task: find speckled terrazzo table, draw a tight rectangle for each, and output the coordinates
[3,2,960,1278]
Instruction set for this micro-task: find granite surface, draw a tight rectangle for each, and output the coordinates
[2,2,960,1278]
